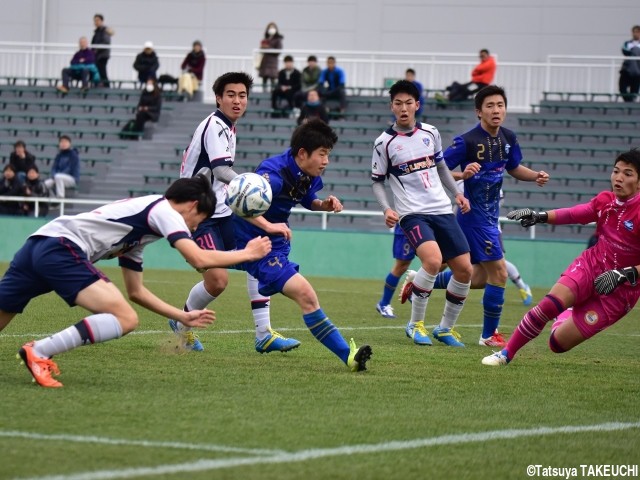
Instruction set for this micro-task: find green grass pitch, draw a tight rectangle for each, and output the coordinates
[1,266,638,479]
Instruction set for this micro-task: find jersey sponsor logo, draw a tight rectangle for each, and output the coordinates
[584,310,599,325]
[624,220,634,231]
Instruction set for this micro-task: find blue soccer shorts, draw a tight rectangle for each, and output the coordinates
[399,213,470,261]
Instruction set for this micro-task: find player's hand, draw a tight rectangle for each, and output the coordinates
[322,195,343,213]
[456,193,470,213]
[180,308,215,328]
[263,221,292,241]
[507,208,548,227]
[462,162,481,180]
[536,170,550,186]
[594,267,639,295]
[384,208,399,228]
[245,236,272,261]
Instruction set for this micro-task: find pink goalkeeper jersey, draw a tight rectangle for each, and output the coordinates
[555,191,640,271]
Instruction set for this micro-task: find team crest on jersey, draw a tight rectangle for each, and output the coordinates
[422,138,431,147]
[584,310,599,325]
[624,220,634,231]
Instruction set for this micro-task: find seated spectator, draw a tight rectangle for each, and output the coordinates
[9,140,36,182]
[0,164,23,215]
[271,55,301,117]
[297,90,329,125]
[619,25,640,102]
[133,41,160,84]
[317,56,347,116]
[22,166,49,217]
[294,55,321,108]
[440,49,496,102]
[45,136,80,200]
[56,37,100,94]
[133,79,162,133]
[405,68,425,117]
[178,40,206,99]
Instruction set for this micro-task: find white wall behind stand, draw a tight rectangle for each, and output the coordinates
[3,0,640,62]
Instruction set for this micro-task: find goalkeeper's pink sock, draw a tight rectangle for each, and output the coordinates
[504,294,565,360]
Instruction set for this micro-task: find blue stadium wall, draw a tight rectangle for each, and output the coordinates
[0,216,583,287]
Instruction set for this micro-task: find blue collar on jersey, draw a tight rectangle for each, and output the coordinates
[214,109,233,128]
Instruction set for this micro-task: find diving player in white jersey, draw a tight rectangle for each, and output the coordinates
[171,71,300,354]
[0,175,272,387]
[371,80,473,347]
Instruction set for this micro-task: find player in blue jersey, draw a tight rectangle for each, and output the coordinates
[372,80,473,347]
[0,175,272,387]
[433,85,549,347]
[233,118,372,371]
[173,71,299,354]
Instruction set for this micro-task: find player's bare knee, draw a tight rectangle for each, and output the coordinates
[118,310,139,334]
[203,276,227,296]
[548,331,569,354]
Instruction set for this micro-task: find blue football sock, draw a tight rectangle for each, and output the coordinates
[380,272,400,305]
[482,283,505,339]
[303,309,350,363]
[433,269,453,289]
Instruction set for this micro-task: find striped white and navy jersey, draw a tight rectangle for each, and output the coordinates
[371,122,453,217]
[32,195,192,271]
[180,110,235,219]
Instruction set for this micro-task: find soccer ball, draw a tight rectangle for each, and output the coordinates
[226,172,272,218]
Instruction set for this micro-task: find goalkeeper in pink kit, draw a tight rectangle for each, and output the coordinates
[483,148,640,366]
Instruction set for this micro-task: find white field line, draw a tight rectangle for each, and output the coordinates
[14,421,640,480]
[0,430,285,456]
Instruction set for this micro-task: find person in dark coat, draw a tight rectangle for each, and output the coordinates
[0,164,23,215]
[91,14,114,87]
[22,166,49,217]
[133,79,162,132]
[258,22,283,91]
[297,90,329,125]
[9,140,36,182]
[133,41,160,84]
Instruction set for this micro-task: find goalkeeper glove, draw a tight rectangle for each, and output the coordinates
[507,208,548,228]
[594,266,639,295]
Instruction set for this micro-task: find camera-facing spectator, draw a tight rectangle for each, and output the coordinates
[45,136,80,200]
[56,37,100,94]
[133,41,160,84]
[22,166,49,217]
[0,164,23,215]
[9,140,37,182]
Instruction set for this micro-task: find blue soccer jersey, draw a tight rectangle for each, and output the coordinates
[234,148,322,249]
[444,124,522,227]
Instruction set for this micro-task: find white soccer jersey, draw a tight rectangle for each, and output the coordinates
[32,195,192,270]
[371,123,453,217]
[180,110,235,219]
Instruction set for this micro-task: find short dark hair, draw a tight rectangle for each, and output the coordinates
[284,55,294,63]
[164,174,215,217]
[406,68,416,75]
[94,14,104,21]
[388,80,420,101]
[193,40,202,48]
[614,148,640,176]
[3,164,16,173]
[474,85,507,110]
[327,56,336,62]
[290,118,338,159]
[480,49,490,55]
[307,55,317,62]
[14,140,26,149]
[59,135,72,143]
[212,72,253,99]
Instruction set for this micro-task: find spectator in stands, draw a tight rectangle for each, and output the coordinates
[258,22,283,91]
[133,41,160,84]
[178,40,206,99]
[21,166,49,217]
[56,37,100,94]
[439,49,497,103]
[0,164,23,216]
[45,135,80,200]
[271,55,301,117]
[619,25,640,102]
[132,79,162,133]
[294,55,322,108]
[405,68,425,117]
[317,56,347,116]
[91,14,114,88]
[297,90,329,125]
[9,140,36,182]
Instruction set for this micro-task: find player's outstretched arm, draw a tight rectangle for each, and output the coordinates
[120,267,215,328]
[507,165,549,186]
[594,266,639,295]
[175,236,272,271]
[507,208,556,227]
